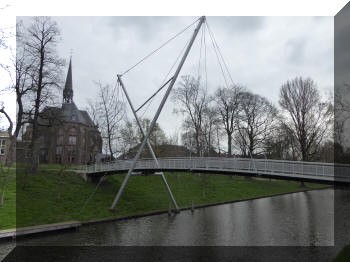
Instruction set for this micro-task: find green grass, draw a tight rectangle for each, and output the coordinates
[0,167,16,230]
[333,245,350,262]
[0,165,329,230]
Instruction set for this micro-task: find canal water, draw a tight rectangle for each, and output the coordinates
[2,188,350,260]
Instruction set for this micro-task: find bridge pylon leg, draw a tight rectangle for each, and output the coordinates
[113,76,182,212]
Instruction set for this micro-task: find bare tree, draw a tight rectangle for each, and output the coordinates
[86,99,101,128]
[265,121,297,160]
[215,124,223,157]
[94,82,126,160]
[180,129,196,156]
[137,118,168,150]
[168,130,179,146]
[1,23,37,161]
[20,17,65,173]
[202,104,219,156]
[172,75,208,156]
[214,85,243,156]
[279,77,332,162]
[119,118,168,158]
[119,119,139,158]
[234,91,277,157]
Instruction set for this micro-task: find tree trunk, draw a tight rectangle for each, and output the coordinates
[227,133,232,156]
[300,151,307,187]
[108,136,114,161]
[30,47,45,174]
[196,134,200,156]
[31,141,40,174]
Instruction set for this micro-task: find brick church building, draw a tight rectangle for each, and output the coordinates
[23,58,102,165]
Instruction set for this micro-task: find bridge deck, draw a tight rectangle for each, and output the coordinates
[76,157,350,184]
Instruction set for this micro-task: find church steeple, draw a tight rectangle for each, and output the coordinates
[63,57,73,104]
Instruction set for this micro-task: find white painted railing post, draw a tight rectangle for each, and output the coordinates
[323,165,325,176]
[302,163,304,175]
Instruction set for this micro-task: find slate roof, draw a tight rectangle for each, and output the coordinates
[38,103,95,127]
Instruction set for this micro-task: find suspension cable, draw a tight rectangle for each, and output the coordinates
[135,77,174,113]
[79,173,107,215]
[203,24,208,92]
[206,22,235,87]
[121,17,201,76]
[197,22,204,81]
[137,36,191,119]
[205,22,229,88]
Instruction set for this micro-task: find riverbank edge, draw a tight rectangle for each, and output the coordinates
[0,186,332,240]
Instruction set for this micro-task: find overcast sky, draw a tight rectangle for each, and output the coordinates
[12,16,334,139]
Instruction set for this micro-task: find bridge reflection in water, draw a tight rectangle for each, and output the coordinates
[77,157,350,184]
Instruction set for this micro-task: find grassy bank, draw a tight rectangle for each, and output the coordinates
[1,166,329,230]
[0,167,16,230]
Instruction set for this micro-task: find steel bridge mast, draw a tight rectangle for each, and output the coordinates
[110,16,206,211]
[117,75,180,212]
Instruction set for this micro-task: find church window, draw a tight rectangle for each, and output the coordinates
[56,146,62,154]
[57,128,64,145]
[69,136,77,145]
[68,128,77,145]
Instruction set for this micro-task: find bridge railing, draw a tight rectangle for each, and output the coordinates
[83,157,350,181]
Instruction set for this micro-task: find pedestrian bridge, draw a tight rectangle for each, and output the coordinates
[77,157,350,184]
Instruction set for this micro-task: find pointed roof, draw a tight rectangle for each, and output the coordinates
[63,58,73,103]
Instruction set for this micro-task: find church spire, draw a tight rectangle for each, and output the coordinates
[63,57,73,104]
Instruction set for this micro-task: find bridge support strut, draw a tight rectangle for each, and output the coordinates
[110,16,206,211]
[117,75,180,212]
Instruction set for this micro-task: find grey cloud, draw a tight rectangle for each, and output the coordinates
[104,16,265,42]
[105,16,196,41]
[286,38,306,65]
[208,16,265,34]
